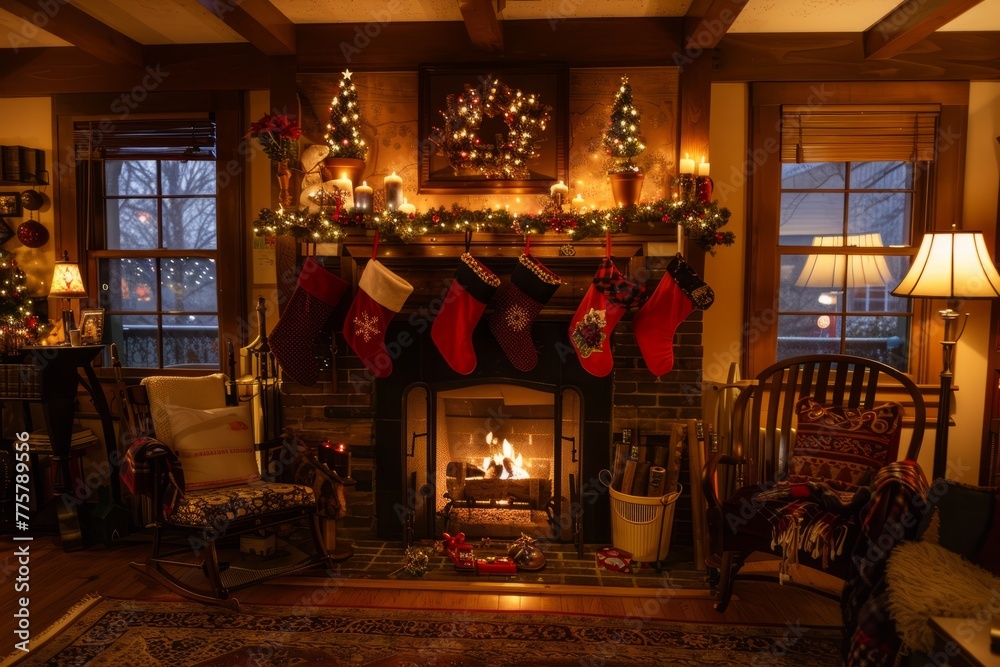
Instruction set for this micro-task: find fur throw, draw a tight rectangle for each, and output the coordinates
[885,540,1000,653]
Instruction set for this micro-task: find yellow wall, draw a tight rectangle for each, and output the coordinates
[0,97,55,299]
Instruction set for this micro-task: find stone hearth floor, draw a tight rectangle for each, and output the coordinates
[328,539,709,589]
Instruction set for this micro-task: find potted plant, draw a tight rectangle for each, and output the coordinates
[322,69,368,187]
[248,112,301,208]
[603,75,646,207]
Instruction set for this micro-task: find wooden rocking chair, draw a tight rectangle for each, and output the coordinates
[113,343,349,611]
[703,354,927,612]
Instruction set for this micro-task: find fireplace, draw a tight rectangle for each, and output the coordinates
[374,319,613,545]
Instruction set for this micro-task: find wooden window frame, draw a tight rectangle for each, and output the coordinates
[745,81,970,382]
[54,92,248,377]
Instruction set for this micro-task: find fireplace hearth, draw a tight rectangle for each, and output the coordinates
[375,319,613,546]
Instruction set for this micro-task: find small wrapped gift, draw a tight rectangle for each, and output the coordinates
[442,532,476,571]
[475,556,517,575]
[596,547,633,573]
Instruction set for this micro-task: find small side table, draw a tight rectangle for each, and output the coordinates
[929,616,998,667]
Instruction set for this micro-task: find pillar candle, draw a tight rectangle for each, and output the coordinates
[697,158,710,177]
[354,180,373,211]
[384,171,403,210]
[549,180,569,196]
[679,155,695,174]
[398,197,416,215]
[571,194,585,209]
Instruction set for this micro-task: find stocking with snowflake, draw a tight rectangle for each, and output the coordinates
[324,69,368,161]
[342,257,413,378]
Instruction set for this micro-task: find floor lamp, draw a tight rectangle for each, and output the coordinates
[891,230,1000,480]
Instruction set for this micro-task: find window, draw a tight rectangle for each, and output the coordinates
[745,82,970,379]
[776,160,922,371]
[75,118,228,370]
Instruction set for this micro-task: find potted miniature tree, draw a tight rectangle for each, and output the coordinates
[603,75,646,207]
[322,69,368,187]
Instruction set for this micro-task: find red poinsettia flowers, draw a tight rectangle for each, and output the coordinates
[247,113,301,162]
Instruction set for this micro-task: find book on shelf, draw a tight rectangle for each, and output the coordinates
[28,426,97,453]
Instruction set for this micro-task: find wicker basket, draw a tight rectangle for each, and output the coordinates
[608,485,681,563]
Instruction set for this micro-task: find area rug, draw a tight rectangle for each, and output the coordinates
[5,597,843,667]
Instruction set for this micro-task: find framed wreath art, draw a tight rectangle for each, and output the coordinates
[418,65,568,194]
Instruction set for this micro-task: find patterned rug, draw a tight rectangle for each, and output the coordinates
[5,597,843,667]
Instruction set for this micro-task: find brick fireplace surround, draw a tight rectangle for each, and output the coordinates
[275,231,705,546]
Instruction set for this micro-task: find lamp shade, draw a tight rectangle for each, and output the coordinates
[49,250,87,298]
[891,231,1000,299]
[795,233,894,288]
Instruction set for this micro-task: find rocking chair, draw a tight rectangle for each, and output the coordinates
[703,354,927,612]
[113,343,349,611]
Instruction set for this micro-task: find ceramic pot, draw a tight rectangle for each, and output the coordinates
[609,171,644,207]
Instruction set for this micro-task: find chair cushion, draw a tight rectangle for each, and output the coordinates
[168,482,314,527]
[142,374,228,446]
[788,396,902,487]
[165,404,260,491]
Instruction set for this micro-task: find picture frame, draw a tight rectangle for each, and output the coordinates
[418,64,568,195]
[79,308,105,345]
[0,192,22,217]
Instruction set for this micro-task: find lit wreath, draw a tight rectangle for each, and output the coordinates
[428,76,552,180]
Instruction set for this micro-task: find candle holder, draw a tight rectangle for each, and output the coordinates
[695,176,714,204]
[677,174,696,202]
[552,192,564,209]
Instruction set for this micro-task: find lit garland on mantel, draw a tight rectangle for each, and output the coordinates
[253,198,735,253]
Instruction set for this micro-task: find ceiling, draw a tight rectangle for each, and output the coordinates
[0,0,997,49]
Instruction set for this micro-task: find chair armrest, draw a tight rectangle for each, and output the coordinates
[702,453,745,512]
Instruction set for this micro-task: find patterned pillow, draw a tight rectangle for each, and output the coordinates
[164,403,260,491]
[789,396,903,487]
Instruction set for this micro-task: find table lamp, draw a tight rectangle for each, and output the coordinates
[49,250,87,342]
[891,230,1000,479]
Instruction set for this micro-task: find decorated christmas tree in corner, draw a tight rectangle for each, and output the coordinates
[324,70,368,163]
[603,75,646,206]
[0,248,46,357]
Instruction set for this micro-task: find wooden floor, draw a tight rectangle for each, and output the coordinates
[1,535,844,644]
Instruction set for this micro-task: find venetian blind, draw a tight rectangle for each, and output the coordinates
[73,118,216,160]
[780,105,940,163]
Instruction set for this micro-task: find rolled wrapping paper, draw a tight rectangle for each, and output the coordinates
[646,465,666,497]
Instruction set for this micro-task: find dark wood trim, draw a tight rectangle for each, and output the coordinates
[715,32,1000,82]
[295,18,685,71]
[0,45,269,96]
[863,0,986,60]
[195,0,296,56]
[268,55,299,315]
[459,0,504,52]
[678,38,713,277]
[52,91,249,372]
[0,0,143,67]
[743,81,970,378]
[684,0,749,51]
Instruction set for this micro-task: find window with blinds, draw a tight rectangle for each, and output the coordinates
[76,118,222,369]
[770,105,939,371]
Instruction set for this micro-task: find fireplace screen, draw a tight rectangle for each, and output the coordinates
[403,382,582,541]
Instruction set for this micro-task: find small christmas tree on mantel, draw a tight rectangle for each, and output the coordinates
[322,69,368,187]
[603,75,647,207]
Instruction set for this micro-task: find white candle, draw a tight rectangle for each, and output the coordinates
[384,171,403,210]
[354,180,373,211]
[697,157,710,177]
[332,176,353,195]
[679,154,695,175]
[571,194,585,209]
[398,197,416,215]
[550,180,569,196]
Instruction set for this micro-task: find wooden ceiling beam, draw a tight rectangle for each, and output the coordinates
[458,0,504,52]
[863,0,986,60]
[715,32,1000,81]
[0,0,143,67]
[684,0,750,51]
[195,0,295,56]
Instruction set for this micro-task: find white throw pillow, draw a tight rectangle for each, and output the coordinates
[142,374,228,446]
[164,403,260,491]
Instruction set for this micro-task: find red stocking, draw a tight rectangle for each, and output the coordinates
[432,253,501,375]
[633,255,714,377]
[568,256,642,377]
